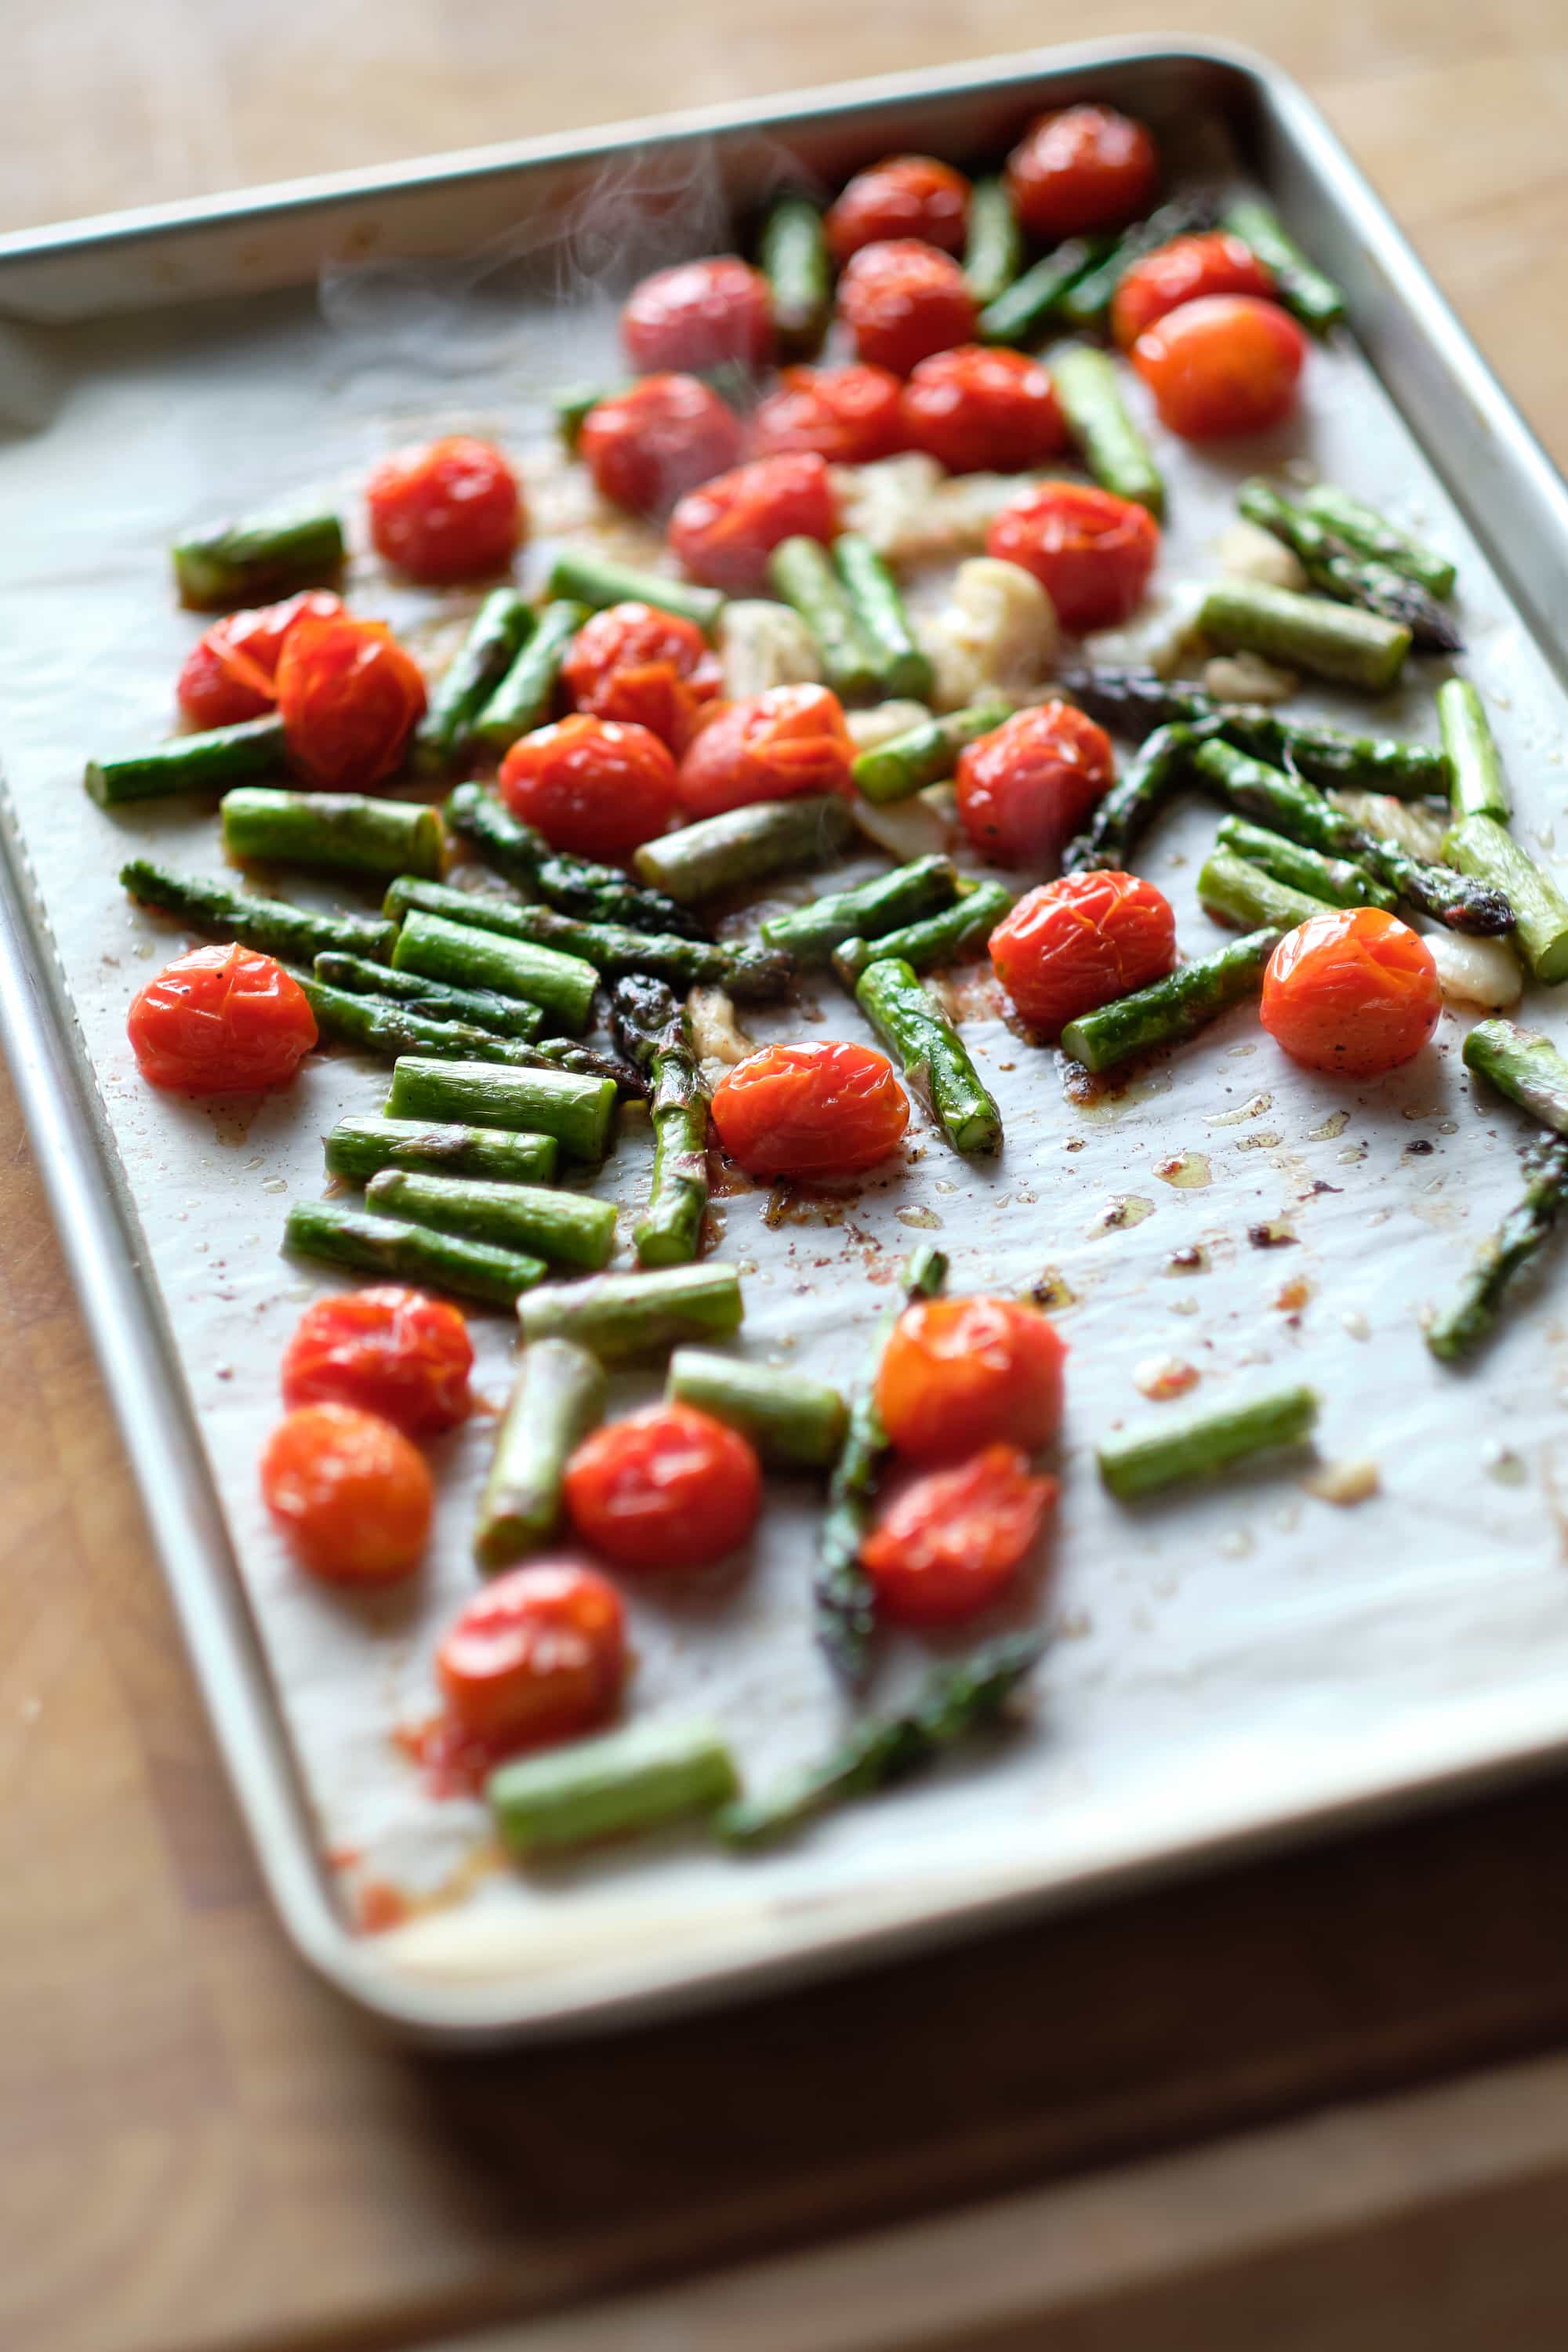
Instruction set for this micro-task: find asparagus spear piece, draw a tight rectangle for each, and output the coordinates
[759,194,831,359]
[324,1116,557,1186]
[172,509,343,610]
[1197,577,1410,692]
[221,789,445,881]
[474,1338,607,1569]
[851,700,1013,805]
[392,907,600,1032]
[444,782,703,938]
[767,536,882,701]
[833,535,935,701]
[977,235,1110,346]
[1464,1018,1568,1134]
[314,950,544,1040]
[491,1718,739,1857]
[1196,848,1330,934]
[1051,344,1164,517]
[294,974,551,1069]
[1214,816,1397,912]
[1220,197,1347,333]
[517,1262,742,1360]
[547,549,723,636]
[1237,478,1460,652]
[758,855,958,966]
[666,1348,847,1471]
[412,589,533,776]
[1060,931,1282,1073]
[365,1168,617,1270]
[471,600,589,752]
[1438,679,1509,822]
[855,957,1003,1156]
[963,175,1023,308]
[1056,196,1219,326]
[1300,485,1456,600]
[1098,1385,1319,1499]
[86,716,285,807]
[833,879,1013,985]
[120,857,394,964]
[285,1200,546,1308]
[608,975,710,1267]
[1443,817,1568,983]
[633,795,853,906]
[1062,720,1192,874]
[1426,1137,1568,1363]
[387,1056,618,1160]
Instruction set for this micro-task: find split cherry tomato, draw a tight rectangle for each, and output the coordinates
[954,701,1114,867]
[564,1404,761,1570]
[1005,104,1159,241]
[579,374,744,517]
[676,683,854,818]
[176,590,344,729]
[837,239,978,377]
[561,601,720,754]
[861,1443,1057,1627]
[749,364,906,466]
[274,609,426,789]
[1131,295,1306,440]
[986,481,1160,634]
[126,944,318,1094]
[621,256,773,375]
[280,1287,473,1436]
[1111,230,1274,350]
[261,1404,433,1584]
[435,1562,628,1754]
[365,435,523,583]
[710,1040,909,1179]
[989,869,1177,1033]
[826,155,971,264]
[668,450,838,593]
[498,714,678,861]
[877,1296,1067,1465]
[899,346,1069,475]
[1260,907,1442,1078]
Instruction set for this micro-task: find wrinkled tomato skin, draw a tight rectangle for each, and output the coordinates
[621,257,773,375]
[1131,295,1307,440]
[877,1297,1067,1465]
[281,1287,473,1436]
[498,714,678,861]
[1111,231,1274,350]
[127,944,318,1094]
[676,683,854,818]
[261,1404,433,1584]
[837,240,979,377]
[710,1040,909,1179]
[989,869,1177,1033]
[861,1444,1058,1627]
[900,346,1069,475]
[365,436,523,583]
[274,610,426,789]
[176,590,344,728]
[826,156,971,264]
[954,702,1114,867]
[564,1404,762,1570]
[579,375,745,517]
[561,601,720,753]
[1261,908,1442,1079]
[435,1562,628,1753]
[668,451,838,593]
[749,365,906,466]
[1005,105,1159,242]
[986,481,1160,634]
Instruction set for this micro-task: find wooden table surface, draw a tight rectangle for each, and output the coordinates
[7,7,1568,2349]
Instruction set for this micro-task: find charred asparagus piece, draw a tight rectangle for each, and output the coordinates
[977,234,1110,346]
[1213,816,1396,912]
[121,857,395,964]
[851,700,1012,805]
[492,1719,739,1857]
[295,974,550,1068]
[221,789,445,880]
[1057,196,1219,326]
[386,1055,618,1160]
[767,535,882,701]
[1220,197,1347,332]
[546,549,723,636]
[172,508,343,610]
[1237,479,1460,652]
[1439,679,1508,822]
[444,782,704,938]
[1426,1138,1568,1363]
[609,975,710,1268]
[324,1116,558,1186]
[758,855,958,966]
[475,1338,608,1570]
[87,716,286,807]
[392,907,601,1032]
[1197,577,1410,692]
[284,1200,546,1308]
[855,958,1003,1156]
[1098,1385,1319,1499]
[666,1349,847,1470]
[365,1168,617,1269]
[1062,721,1193,873]
[517,1262,743,1361]
[833,534,935,700]
[833,879,1013,985]
[1051,344,1164,516]
[472,599,588,751]
[1300,485,1456,599]
[412,589,533,775]
[1196,848,1330,935]
[1463,1018,1568,1135]
[1060,931,1282,1073]
[314,951,545,1040]
[633,795,854,905]
[1443,817,1568,983]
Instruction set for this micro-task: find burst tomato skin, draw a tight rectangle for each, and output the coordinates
[877,1297,1067,1465]
[710,1039,909,1179]
[676,683,854,818]
[1005,104,1159,241]
[561,601,721,753]
[1260,908,1441,1078]
[899,345,1069,474]
[436,1562,628,1752]
[564,1404,761,1570]
[498,714,678,861]
[579,374,745,517]
[176,590,344,728]
[621,257,773,375]
[861,1443,1058,1627]
[837,239,979,377]
[1131,295,1307,440]
[826,155,971,264]
[989,869,1177,1033]
[274,610,426,789]
[127,944,318,1094]
[365,436,523,583]
[749,364,906,466]
[986,481,1160,634]
[280,1287,473,1436]
[954,702,1114,867]
[668,451,839,593]
[1111,231,1274,350]
[261,1404,433,1584]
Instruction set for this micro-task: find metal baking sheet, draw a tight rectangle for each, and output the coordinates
[5,39,1568,2046]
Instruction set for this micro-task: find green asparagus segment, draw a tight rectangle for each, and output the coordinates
[759,194,831,359]
[978,235,1110,345]
[516,1262,742,1361]
[633,795,853,905]
[1464,1018,1568,1134]
[1062,721,1192,873]
[1055,197,1219,327]
[471,600,588,751]
[553,382,622,451]
[491,1717,739,1857]
[87,716,286,808]
[1237,479,1459,653]
[324,1116,557,1186]
[221,789,445,881]
[392,907,599,1032]
[851,700,1012,805]
[1061,931,1281,1073]
[412,590,533,775]
[444,782,703,938]
[365,1169,616,1270]
[120,857,394,964]
[546,549,723,636]
[767,536,882,701]
[475,1338,607,1569]
[1214,816,1397,912]
[1426,1138,1568,1363]
[1098,1385,1319,1501]
[1051,344,1164,517]
[314,951,543,1040]
[833,534,935,701]
[1197,848,1330,935]
[387,1056,617,1160]
[666,1349,847,1471]
[1300,485,1456,600]
[284,1200,546,1308]
[963,175,1023,307]
[855,958,1003,1156]
[608,975,709,1268]
[1220,197,1347,333]
[1438,679,1509,822]
[1444,817,1568,984]
[172,509,343,610]
[758,854,958,966]
[832,879,1013,985]
[1197,577,1410,691]
[295,975,550,1068]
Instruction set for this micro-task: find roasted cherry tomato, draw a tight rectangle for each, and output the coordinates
[676,682,854,818]
[1110,230,1274,350]
[899,345,1069,475]
[365,435,523,583]
[1260,907,1442,1078]
[261,1403,433,1584]
[621,256,773,375]
[861,1443,1057,1627]
[826,155,971,264]
[989,869,1177,1033]
[668,450,838,593]
[749,364,906,466]
[560,601,720,753]
[1131,295,1307,440]
[954,701,1114,867]
[985,481,1160,634]
[877,1296,1067,1465]
[710,1040,909,1179]
[1005,104,1159,241]
[435,1562,628,1753]
[281,1287,473,1436]
[127,944,318,1094]
[579,374,745,517]
[176,590,344,729]
[564,1403,761,1570]
[274,609,426,789]
[498,713,678,861]
[836,239,979,377]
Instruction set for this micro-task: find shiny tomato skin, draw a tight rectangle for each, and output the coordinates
[900,345,1069,474]
[837,239,979,377]
[274,610,426,789]
[621,257,773,375]
[1005,104,1159,241]
[498,714,678,861]
[954,702,1114,867]
[861,1443,1058,1627]
[176,590,344,728]
[668,451,838,593]
[365,436,523,583]
[561,601,720,753]
[710,1040,909,1179]
[261,1404,433,1584]
[127,944,318,1094]
[986,481,1160,635]
[749,365,906,466]
[579,374,745,517]
[281,1287,473,1436]
[826,155,971,264]
[1261,908,1442,1079]
[564,1403,761,1571]
[989,869,1177,1033]
[436,1562,628,1752]
[676,683,854,818]
[877,1296,1067,1465]
[1132,295,1307,440]
[1111,231,1274,350]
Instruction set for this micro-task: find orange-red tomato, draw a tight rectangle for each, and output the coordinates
[836,239,979,376]
[676,682,854,818]
[1260,907,1442,1079]
[274,609,426,788]
[621,256,773,375]
[989,869,1177,1033]
[498,714,678,860]
[280,1287,473,1436]
[1131,295,1307,440]
[667,450,839,593]
[435,1562,628,1753]
[365,436,523,583]
[749,364,906,466]
[825,155,971,264]
[1111,230,1274,350]
[579,374,745,516]
[176,590,345,729]
[261,1404,433,1584]
[861,1444,1058,1627]
[564,1403,761,1570]
[1005,104,1159,241]
[954,702,1114,867]
[986,481,1160,634]
[710,1040,909,1179]
[126,944,318,1094]
[899,345,1069,474]
[876,1296,1067,1465]
[560,601,720,754]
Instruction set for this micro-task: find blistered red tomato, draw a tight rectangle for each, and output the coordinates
[498,714,678,861]
[274,609,426,788]
[621,256,773,375]
[1005,105,1158,241]
[281,1287,473,1436]
[954,702,1114,867]
[676,683,854,818]
[837,240,978,377]
[877,1296,1067,1465]
[365,436,523,583]
[176,590,344,729]
[986,481,1160,634]
[899,346,1069,475]
[711,1040,909,1179]
[127,944,318,1094]
[579,374,745,516]
[826,155,971,263]
[1111,231,1274,350]
[261,1404,433,1584]
[1260,907,1442,1078]
[435,1562,628,1753]
[668,451,838,593]
[989,869,1177,1033]
[862,1443,1058,1627]
[564,1404,761,1570]
[1131,295,1307,440]
[749,364,906,466]
[560,601,720,753]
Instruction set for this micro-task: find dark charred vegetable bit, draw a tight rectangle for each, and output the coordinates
[963,176,1023,309]
[855,958,1002,1156]
[1464,1018,1568,1135]
[633,795,854,906]
[758,855,958,967]
[324,1115,559,1186]
[1051,345,1164,517]
[491,1717,739,1857]
[546,548,724,636]
[1062,721,1193,873]
[412,589,534,775]
[833,878,1014,985]
[1300,484,1456,599]
[1197,577,1410,693]
[516,1262,743,1361]
[313,951,544,1040]
[1426,1138,1568,1363]
[471,600,590,753]
[294,974,553,1069]
[767,535,882,701]
[1056,195,1220,326]
[386,1055,618,1161]
[977,235,1111,347]
[1438,679,1508,822]
[1097,1384,1319,1500]
[443,782,704,938]
[172,509,344,610]
[833,534,935,701]
[86,716,286,807]
[1214,815,1396,912]
[1237,479,1460,653]
[365,1168,617,1271]
[1219,197,1347,333]
[120,857,395,964]
[284,1198,546,1309]
[1197,848,1330,934]
[851,701,1013,806]
[475,1338,608,1570]
[666,1348,848,1470]
[220,789,445,881]
[759,195,832,360]
[1060,931,1283,1074]
[609,975,710,1268]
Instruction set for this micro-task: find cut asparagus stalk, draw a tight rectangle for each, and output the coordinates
[1438,678,1509,822]
[412,589,534,775]
[490,1717,739,1856]
[1056,196,1218,326]
[172,509,343,610]
[666,1348,848,1470]
[1237,479,1459,652]
[365,1169,617,1270]
[758,854,957,966]
[977,234,1110,345]
[444,781,704,938]
[1300,485,1456,600]
[855,957,1003,1155]
[832,878,1013,985]
[1098,1385,1319,1500]
[86,716,286,808]
[391,906,600,1031]
[284,1199,546,1308]
[1060,930,1282,1073]
[470,599,588,751]
[759,194,832,359]
[608,975,710,1267]
[1197,577,1410,692]
[546,549,723,635]
[1220,197,1347,332]
[1443,816,1568,983]
[517,1262,743,1360]
[313,950,544,1040]
[554,382,622,451]
[221,789,445,880]
[1464,1018,1568,1134]
[1061,720,1192,873]
[851,700,1012,805]
[1214,816,1397,912]
[1426,1137,1568,1363]
[386,1056,617,1160]
[963,175,1023,308]
[294,974,550,1068]
[324,1115,558,1186]
[833,534,935,700]
[768,536,882,701]
[1196,848,1330,934]
[474,1338,608,1569]
[120,856,394,964]
[633,795,853,906]
[1051,344,1164,517]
